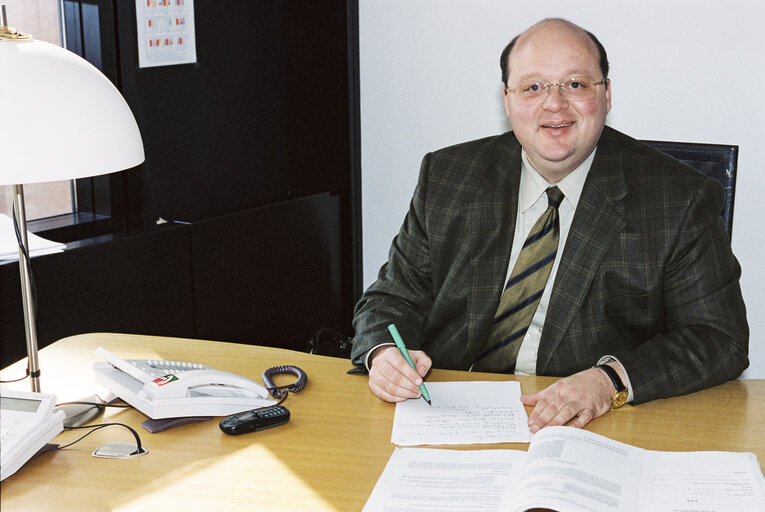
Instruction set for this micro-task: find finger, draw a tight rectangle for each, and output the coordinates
[368,372,422,402]
[375,361,423,395]
[369,353,425,402]
[368,377,418,402]
[408,350,432,377]
[525,383,582,432]
[568,409,595,429]
[527,399,565,433]
[373,347,424,385]
[379,347,429,383]
[542,400,582,428]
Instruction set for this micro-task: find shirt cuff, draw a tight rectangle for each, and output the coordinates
[597,355,634,403]
[364,343,396,371]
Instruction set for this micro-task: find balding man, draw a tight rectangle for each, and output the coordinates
[351,18,748,431]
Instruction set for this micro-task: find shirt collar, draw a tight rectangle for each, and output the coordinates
[519,149,596,213]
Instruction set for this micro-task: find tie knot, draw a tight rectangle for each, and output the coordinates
[546,186,564,209]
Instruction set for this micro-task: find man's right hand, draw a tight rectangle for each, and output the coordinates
[368,345,432,402]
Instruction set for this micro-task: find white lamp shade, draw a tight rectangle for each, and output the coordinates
[0,38,145,185]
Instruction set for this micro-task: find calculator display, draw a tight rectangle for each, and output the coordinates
[0,396,42,413]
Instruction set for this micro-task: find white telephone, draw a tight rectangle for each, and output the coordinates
[1,389,65,481]
[93,347,275,419]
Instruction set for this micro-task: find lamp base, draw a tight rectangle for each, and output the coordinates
[54,394,105,428]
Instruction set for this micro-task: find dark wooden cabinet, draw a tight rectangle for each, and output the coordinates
[2,1,360,367]
[1,193,348,367]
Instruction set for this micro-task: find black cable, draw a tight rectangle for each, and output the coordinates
[11,207,40,383]
[55,400,131,409]
[272,391,289,407]
[11,207,39,317]
[58,422,145,455]
[262,365,307,399]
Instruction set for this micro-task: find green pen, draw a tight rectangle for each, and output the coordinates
[387,323,432,406]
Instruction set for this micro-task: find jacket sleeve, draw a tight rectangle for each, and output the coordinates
[616,178,749,403]
[350,154,436,364]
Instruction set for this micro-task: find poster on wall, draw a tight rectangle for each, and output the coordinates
[135,0,197,68]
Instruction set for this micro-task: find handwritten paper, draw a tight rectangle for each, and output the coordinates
[391,381,531,445]
[0,214,66,261]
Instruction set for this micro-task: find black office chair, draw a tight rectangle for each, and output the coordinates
[642,140,738,238]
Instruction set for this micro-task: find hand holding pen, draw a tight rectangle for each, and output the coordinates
[365,325,433,404]
[387,324,432,406]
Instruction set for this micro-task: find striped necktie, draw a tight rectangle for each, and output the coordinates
[473,186,564,373]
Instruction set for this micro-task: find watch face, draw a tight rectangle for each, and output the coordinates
[611,390,629,409]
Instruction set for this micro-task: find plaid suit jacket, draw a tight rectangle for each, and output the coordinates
[352,126,749,403]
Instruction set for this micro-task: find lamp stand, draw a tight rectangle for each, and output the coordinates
[2,2,143,427]
[12,185,105,426]
[12,184,41,392]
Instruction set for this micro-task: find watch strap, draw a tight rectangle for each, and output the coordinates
[595,364,626,392]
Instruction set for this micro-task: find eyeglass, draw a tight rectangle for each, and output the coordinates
[505,77,608,106]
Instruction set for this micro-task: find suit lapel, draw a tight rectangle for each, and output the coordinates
[536,131,628,372]
[464,136,522,357]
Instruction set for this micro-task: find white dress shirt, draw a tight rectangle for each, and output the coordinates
[511,150,592,374]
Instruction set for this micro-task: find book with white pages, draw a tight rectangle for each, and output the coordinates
[363,426,765,512]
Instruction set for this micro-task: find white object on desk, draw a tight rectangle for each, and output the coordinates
[365,426,765,512]
[93,347,275,419]
[0,214,66,261]
[391,381,531,445]
[0,389,65,481]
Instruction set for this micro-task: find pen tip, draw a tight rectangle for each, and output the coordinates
[426,399,432,406]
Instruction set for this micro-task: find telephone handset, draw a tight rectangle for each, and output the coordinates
[1,389,65,481]
[93,347,275,419]
[144,369,269,400]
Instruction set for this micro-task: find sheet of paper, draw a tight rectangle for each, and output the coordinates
[508,425,643,512]
[0,214,66,261]
[135,0,197,68]
[391,381,531,445]
[639,450,765,512]
[361,447,526,512]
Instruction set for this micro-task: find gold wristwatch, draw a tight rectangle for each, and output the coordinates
[595,364,628,409]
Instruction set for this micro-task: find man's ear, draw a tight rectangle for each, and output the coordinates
[605,78,612,115]
[502,87,512,118]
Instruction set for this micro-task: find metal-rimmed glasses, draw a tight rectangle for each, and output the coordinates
[505,77,608,106]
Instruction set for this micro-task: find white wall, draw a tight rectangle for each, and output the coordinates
[359,0,765,378]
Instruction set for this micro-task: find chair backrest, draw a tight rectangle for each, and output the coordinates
[642,140,738,238]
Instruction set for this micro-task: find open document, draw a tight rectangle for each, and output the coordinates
[364,426,765,512]
[391,381,531,445]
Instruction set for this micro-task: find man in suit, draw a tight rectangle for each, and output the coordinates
[350,18,748,431]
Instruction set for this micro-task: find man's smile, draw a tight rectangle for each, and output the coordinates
[542,121,575,129]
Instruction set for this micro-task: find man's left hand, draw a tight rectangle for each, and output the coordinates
[520,366,619,433]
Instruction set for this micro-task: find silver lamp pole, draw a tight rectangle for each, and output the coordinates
[12,184,42,392]
[2,4,41,392]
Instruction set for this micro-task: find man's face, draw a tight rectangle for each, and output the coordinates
[503,22,611,182]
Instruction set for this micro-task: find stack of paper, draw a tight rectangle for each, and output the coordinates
[364,426,765,512]
[0,214,66,261]
[364,380,765,512]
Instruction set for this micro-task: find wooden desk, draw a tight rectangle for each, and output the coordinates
[2,333,764,511]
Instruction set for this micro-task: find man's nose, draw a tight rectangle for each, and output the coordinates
[542,84,568,111]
